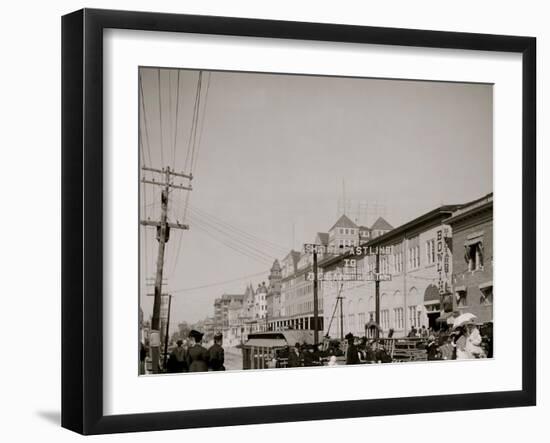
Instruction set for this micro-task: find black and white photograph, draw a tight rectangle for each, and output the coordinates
[138,67,494,375]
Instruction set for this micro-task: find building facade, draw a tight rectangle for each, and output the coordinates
[320,205,460,338]
[447,193,493,324]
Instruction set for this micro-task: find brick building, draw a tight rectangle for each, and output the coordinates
[447,193,493,324]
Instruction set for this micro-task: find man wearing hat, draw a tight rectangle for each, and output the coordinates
[345,332,360,365]
[186,329,209,372]
[208,332,225,371]
[287,343,303,368]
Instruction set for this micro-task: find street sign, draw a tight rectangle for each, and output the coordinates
[307,271,392,282]
[303,243,392,256]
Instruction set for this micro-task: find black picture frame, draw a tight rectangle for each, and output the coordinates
[62,8,536,435]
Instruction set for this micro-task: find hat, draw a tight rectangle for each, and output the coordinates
[188,329,204,342]
[345,332,354,341]
[176,339,183,345]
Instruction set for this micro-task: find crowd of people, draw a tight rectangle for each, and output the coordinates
[139,319,493,374]
[277,321,493,368]
[141,329,226,374]
[426,322,493,361]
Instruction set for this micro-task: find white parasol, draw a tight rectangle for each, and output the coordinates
[452,313,477,329]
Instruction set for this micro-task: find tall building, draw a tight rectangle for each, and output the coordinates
[447,193,493,324]
[267,260,282,324]
[213,293,245,331]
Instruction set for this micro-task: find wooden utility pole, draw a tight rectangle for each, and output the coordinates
[141,165,191,373]
[374,250,381,339]
[312,250,319,346]
[339,294,344,341]
[162,294,172,371]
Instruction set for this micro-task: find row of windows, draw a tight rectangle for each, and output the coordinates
[338,239,357,247]
[286,298,324,316]
[338,228,357,235]
[456,286,492,307]
[363,236,440,273]
[341,307,410,332]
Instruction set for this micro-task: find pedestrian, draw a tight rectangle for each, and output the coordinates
[139,342,147,375]
[208,332,225,371]
[287,343,303,368]
[186,329,209,372]
[345,332,360,365]
[426,335,439,360]
[421,325,428,338]
[171,339,188,372]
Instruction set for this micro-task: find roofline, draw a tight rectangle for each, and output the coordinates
[446,193,493,225]
[320,204,462,268]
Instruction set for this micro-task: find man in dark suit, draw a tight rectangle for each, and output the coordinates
[345,333,360,365]
[208,332,225,371]
[287,343,303,368]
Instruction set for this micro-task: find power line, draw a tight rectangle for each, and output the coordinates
[157,68,164,168]
[190,222,274,266]
[186,211,278,261]
[139,71,153,167]
[172,70,181,168]
[170,269,269,294]
[192,71,211,174]
[168,71,202,277]
[188,204,289,255]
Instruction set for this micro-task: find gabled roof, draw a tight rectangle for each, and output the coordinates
[371,217,393,231]
[329,214,357,231]
[291,250,301,265]
[316,232,329,245]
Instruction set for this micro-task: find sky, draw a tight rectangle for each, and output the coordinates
[138,67,493,329]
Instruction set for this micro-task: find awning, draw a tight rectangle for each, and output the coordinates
[464,237,483,247]
[479,281,493,290]
[244,338,287,348]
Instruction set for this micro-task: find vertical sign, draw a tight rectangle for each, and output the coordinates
[436,226,451,294]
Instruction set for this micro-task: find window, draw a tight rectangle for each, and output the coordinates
[408,237,420,269]
[393,307,404,329]
[381,310,390,330]
[408,305,418,328]
[426,239,435,264]
[393,244,403,273]
[455,288,468,307]
[465,240,484,271]
[480,284,493,305]
[358,312,366,329]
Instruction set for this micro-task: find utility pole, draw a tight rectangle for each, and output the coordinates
[163,294,172,371]
[312,250,319,346]
[141,165,191,373]
[339,294,344,341]
[375,250,381,339]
